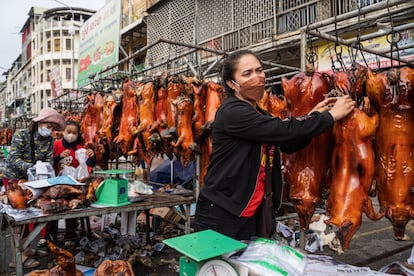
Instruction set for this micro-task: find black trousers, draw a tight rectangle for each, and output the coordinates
[194,194,256,240]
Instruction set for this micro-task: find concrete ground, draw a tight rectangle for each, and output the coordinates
[324,213,414,271]
[3,198,414,275]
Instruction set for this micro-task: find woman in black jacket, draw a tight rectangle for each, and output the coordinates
[193,49,355,240]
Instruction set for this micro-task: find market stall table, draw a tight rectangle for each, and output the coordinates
[0,192,193,276]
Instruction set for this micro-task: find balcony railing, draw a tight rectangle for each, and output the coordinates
[145,0,389,67]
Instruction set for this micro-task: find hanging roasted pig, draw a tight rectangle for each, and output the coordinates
[166,75,185,132]
[281,67,333,231]
[81,93,104,149]
[324,69,383,250]
[149,76,168,135]
[260,89,287,118]
[190,78,206,140]
[113,79,140,156]
[130,81,156,166]
[98,94,117,144]
[325,106,381,250]
[199,81,224,186]
[366,66,414,240]
[171,96,197,167]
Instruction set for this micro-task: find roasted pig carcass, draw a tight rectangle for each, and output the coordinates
[325,106,382,250]
[37,198,70,214]
[93,260,134,276]
[7,182,29,209]
[42,185,83,199]
[86,176,105,202]
[81,93,103,149]
[199,81,224,186]
[98,94,117,143]
[171,96,197,167]
[366,67,414,240]
[149,76,169,134]
[130,81,156,166]
[258,90,287,119]
[281,69,333,231]
[166,75,185,131]
[191,78,206,140]
[202,81,223,131]
[27,241,83,276]
[113,79,140,156]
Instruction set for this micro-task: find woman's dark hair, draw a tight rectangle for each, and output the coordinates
[221,49,262,94]
[65,120,84,144]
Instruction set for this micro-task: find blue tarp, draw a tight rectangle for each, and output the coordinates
[149,157,195,189]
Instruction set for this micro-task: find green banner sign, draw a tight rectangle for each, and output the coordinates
[77,0,121,88]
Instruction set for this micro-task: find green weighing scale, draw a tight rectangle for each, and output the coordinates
[164,229,247,276]
[93,169,134,206]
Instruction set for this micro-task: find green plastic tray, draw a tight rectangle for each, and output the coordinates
[163,229,247,262]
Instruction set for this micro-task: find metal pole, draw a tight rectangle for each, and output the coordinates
[300,30,307,71]
[346,22,414,44]
[307,29,414,67]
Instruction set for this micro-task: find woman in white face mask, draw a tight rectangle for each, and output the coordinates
[53,120,96,176]
[3,107,65,268]
[37,120,97,246]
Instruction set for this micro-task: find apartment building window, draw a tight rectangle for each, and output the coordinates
[40,74,43,83]
[54,38,60,52]
[65,68,71,80]
[65,38,71,50]
[47,70,51,82]
[47,40,51,52]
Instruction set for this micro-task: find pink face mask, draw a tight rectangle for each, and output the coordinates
[233,75,266,103]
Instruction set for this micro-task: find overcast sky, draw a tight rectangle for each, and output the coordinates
[0,0,106,76]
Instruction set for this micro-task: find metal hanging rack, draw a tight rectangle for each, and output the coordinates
[301,0,414,70]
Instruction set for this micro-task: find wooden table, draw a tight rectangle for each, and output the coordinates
[0,192,193,276]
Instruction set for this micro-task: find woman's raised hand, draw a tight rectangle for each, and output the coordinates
[328,95,355,121]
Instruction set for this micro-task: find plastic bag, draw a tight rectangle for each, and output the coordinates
[27,161,56,181]
[74,148,89,180]
[59,165,76,177]
[230,238,307,276]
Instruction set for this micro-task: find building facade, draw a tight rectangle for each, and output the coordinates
[1,6,95,126]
